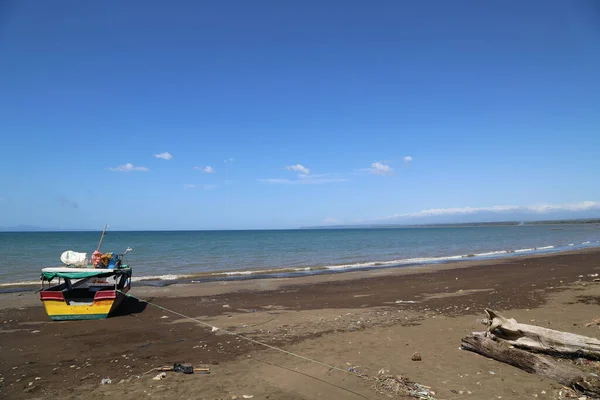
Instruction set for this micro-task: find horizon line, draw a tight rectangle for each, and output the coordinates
[3,216,600,233]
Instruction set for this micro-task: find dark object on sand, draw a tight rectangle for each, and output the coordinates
[157,364,210,374]
[173,363,194,374]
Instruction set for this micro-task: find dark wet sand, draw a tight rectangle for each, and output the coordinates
[1,249,600,399]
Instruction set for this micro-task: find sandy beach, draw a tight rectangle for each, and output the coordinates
[1,248,600,399]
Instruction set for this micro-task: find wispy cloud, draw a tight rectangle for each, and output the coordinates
[363,161,393,175]
[224,157,234,163]
[376,201,600,221]
[323,217,339,224]
[258,177,347,185]
[403,156,413,163]
[194,165,215,173]
[184,184,218,190]
[285,164,310,175]
[262,165,346,184]
[108,163,149,172]
[153,152,173,160]
[298,173,332,179]
[58,196,78,209]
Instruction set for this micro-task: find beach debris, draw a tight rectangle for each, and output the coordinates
[370,375,437,399]
[152,372,167,380]
[23,385,37,393]
[211,326,219,332]
[160,316,169,319]
[396,300,418,304]
[411,352,422,361]
[461,309,600,398]
[31,330,40,334]
[481,309,600,358]
[80,373,95,381]
[100,378,112,385]
[155,363,210,375]
[348,366,360,373]
[172,363,194,374]
[585,318,600,327]
[242,396,254,399]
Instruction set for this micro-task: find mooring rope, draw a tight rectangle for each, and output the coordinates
[119,290,351,374]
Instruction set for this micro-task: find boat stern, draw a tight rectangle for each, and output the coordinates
[40,290,124,321]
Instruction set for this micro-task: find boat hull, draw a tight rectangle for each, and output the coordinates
[40,289,127,321]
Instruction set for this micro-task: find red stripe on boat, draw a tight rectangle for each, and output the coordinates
[40,292,65,301]
[94,291,117,300]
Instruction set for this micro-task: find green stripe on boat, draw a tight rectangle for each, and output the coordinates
[49,314,108,321]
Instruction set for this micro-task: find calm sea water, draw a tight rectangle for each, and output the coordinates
[1,226,600,285]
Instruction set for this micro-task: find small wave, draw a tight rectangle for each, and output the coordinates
[537,246,555,250]
[514,248,535,253]
[132,274,182,282]
[0,280,39,287]
[472,250,509,257]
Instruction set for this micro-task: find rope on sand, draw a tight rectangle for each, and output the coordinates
[119,290,351,373]
[119,290,373,399]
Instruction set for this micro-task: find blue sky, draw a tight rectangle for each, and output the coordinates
[1,0,600,230]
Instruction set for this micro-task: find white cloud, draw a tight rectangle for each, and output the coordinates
[285,164,310,175]
[376,201,600,220]
[323,217,339,224]
[367,161,393,175]
[403,156,413,163]
[108,163,149,172]
[224,157,234,163]
[258,177,347,185]
[194,165,215,173]
[153,152,173,160]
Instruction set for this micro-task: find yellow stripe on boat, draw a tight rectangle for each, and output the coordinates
[41,298,116,320]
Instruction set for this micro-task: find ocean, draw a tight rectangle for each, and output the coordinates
[1,225,600,287]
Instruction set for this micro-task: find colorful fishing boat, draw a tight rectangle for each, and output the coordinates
[39,225,134,321]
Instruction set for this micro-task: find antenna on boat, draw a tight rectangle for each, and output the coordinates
[96,224,109,252]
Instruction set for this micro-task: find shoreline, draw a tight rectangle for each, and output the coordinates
[2,246,600,399]
[2,246,600,305]
[1,239,599,293]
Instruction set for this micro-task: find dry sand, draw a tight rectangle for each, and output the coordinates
[1,249,600,399]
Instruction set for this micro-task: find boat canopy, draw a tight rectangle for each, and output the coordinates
[41,267,132,281]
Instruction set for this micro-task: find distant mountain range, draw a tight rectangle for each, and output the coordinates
[303,210,600,229]
[4,211,600,232]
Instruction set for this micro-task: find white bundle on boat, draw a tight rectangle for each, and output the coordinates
[60,250,88,267]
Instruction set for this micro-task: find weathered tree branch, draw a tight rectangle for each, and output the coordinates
[461,332,600,397]
[484,308,600,360]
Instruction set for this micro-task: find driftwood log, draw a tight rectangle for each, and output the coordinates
[484,309,600,360]
[461,332,600,397]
